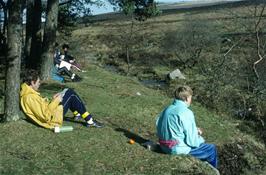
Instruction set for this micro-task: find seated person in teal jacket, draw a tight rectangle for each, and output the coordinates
[156,85,218,168]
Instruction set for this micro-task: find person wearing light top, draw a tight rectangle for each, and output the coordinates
[53,43,81,82]
[156,85,218,168]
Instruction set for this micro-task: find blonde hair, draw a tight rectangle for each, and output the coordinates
[174,85,193,101]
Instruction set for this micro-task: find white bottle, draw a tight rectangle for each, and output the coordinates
[54,126,73,133]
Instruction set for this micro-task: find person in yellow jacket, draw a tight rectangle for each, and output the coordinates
[20,70,102,130]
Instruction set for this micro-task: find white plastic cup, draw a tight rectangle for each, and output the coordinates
[54,126,73,133]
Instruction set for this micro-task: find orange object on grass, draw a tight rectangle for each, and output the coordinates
[129,139,135,144]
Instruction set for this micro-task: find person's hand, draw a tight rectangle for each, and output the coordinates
[197,127,203,135]
[53,93,62,102]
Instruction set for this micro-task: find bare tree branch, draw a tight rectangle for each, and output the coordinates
[213,37,244,73]
[223,38,243,57]
[253,3,265,79]
[254,3,265,31]
[253,31,264,79]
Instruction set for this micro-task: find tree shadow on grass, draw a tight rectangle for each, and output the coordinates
[0,113,4,122]
[64,116,87,126]
[103,118,163,153]
[115,127,163,154]
[20,116,87,131]
[116,127,149,144]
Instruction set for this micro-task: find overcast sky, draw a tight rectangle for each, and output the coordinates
[90,0,240,15]
[90,0,191,15]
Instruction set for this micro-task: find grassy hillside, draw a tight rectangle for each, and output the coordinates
[1,1,266,175]
[68,0,266,125]
[0,64,265,175]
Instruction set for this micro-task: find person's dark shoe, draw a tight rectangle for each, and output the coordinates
[76,75,82,81]
[72,77,78,82]
[72,75,82,82]
[86,120,103,128]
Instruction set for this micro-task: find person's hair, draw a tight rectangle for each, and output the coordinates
[54,42,59,47]
[62,43,69,49]
[174,85,193,101]
[22,69,40,85]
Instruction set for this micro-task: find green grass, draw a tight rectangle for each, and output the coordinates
[1,2,266,174]
[0,64,265,175]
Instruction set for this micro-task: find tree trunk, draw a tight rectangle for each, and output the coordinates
[25,0,42,69]
[30,0,42,68]
[0,0,7,36]
[24,0,33,66]
[125,15,134,75]
[40,0,59,80]
[4,0,23,121]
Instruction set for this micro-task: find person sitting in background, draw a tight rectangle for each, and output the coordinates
[60,43,84,72]
[156,85,218,169]
[53,43,81,82]
[20,70,102,130]
[51,66,65,83]
[61,43,75,63]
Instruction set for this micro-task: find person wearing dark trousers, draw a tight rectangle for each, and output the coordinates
[61,88,97,126]
[56,66,81,82]
[20,70,102,130]
[61,43,83,72]
[53,45,81,82]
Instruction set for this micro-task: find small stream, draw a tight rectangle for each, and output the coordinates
[104,64,168,89]
[140,79,168,90]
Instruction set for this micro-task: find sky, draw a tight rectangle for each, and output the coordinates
[90,0,192,15]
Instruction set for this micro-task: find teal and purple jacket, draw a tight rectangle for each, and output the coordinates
[156,99,205,154]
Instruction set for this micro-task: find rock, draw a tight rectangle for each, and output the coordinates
[168,69,186,80]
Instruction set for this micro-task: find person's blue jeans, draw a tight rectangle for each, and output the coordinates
[189,143,218,168]
[61,89,87,116]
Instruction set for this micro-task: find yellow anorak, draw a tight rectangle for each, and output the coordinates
[20,83,63,129]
